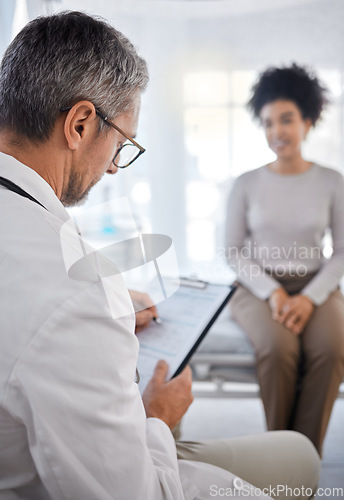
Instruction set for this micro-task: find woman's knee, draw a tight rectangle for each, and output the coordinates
[304,331,344,370]
[256,331,300,371]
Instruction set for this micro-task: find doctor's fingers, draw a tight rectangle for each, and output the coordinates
[172,365,193,388]
[150,359,169,385]
[135,292,158,316]
[135,309,155,332]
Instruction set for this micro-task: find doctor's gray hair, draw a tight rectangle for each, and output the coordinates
[0,11,149,142]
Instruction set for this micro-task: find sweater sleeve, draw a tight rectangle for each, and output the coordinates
[301,173,344,305]
[225,175,281,300]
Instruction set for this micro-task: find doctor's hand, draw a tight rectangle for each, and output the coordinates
[142,360,194,430]
[278,294,315,336]
[129,290,158,333]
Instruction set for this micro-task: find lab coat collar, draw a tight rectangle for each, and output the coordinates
[0,151,70,223]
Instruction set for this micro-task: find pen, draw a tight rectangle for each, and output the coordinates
[153,316,162,324]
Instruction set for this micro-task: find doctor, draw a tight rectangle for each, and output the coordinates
[0,11,319,500]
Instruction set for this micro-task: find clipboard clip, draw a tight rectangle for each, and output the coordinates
[178,276,208,289]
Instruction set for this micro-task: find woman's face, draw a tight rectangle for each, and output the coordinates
[259,99,312,160]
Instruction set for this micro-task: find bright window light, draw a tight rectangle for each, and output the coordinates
[232,107,275,176]
[319,69,342,99]
[12,0,29,38]
[184,71,230,106]
[186,181,220,219]
[184,107,230,182]
[187,220,215,261]
[132,181,151,205]
[231,70,256,104]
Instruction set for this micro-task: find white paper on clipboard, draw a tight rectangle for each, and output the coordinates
[136,280,236,394]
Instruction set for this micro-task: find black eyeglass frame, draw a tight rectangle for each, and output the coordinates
[60,106,146,168]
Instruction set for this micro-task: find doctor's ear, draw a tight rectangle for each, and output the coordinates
[63,101,98,150]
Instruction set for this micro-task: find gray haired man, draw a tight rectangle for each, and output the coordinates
[0,11,319,500]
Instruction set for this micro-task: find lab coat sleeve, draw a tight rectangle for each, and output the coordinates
[5,282,185,500]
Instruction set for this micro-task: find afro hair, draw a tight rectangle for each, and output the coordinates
[248,63,329,126]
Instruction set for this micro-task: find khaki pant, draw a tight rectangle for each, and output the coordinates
[230,274,344,455]
[176,431,320,499]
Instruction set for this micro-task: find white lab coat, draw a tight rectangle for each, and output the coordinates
[0,152,269,500]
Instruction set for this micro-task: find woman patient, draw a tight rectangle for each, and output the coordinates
[226,63,344,455]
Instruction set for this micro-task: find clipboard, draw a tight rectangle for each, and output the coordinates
[136,279,236,394]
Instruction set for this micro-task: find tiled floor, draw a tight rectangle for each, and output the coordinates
[181,391,344,496]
